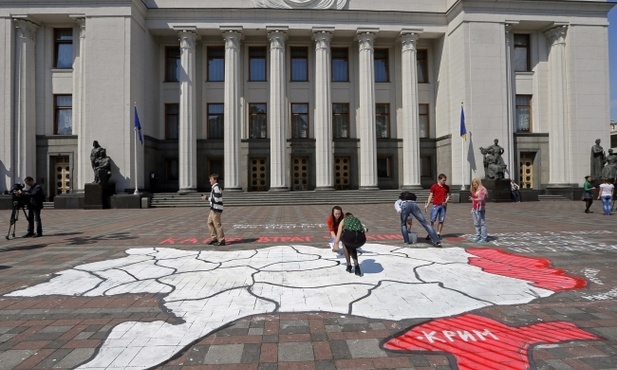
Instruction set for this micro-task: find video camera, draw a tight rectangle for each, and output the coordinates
[10,183,27,209]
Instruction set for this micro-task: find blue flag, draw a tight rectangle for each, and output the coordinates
[134,106,143,145]
[460,106,467,141]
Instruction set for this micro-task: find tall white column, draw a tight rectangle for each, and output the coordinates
[222,27,243,191]
[13,18,38,183]
[504,23,517,182]
[313,28,334,191]
[176,28,199,194]
[400,30,422,189]
[545,25,569,186]
[356,29,379,190]
[73,17,89,190]
[267,27,288,191]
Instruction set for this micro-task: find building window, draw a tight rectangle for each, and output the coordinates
[249,103,267,139]
[417,49,428,83]
[420,156,433,178]
[164,158,178,181]
[290,47,308,82]
[513,34,531,72]
[332,48,349,82]
[54,28,73,69]
[516,95,532,132]
[207,47,225,82]
[208,103,224,139]
[54,95,72,135]
[291,103,309,139]
[374,48,389,82]
[249,47,267,81]
[165,47,180,82]
[376,103,390,138]
[333,103,350,139]
[377,157,391,178]
[165,104,179,139]
[419,104,429,138]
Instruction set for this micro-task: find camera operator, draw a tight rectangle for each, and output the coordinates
[22,176,45,238]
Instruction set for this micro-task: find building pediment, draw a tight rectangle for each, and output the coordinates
[252,0,346,10]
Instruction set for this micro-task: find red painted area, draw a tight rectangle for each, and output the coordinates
[466,248,587,291]
[384,314,599,370]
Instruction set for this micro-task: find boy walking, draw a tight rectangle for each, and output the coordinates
[425,174,450,240]
[201,173,225,246]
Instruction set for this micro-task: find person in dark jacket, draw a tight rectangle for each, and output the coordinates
[23,176,45,237]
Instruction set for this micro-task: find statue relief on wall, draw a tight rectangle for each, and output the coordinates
[252,0,347,10]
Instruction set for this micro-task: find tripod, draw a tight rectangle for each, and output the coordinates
[6,202,29,240]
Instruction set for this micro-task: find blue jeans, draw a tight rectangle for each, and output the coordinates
[600,195,612,215]
[472,209,487,241]
[400,201,439,244]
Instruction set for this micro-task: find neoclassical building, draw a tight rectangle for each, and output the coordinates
[0,0,614,198]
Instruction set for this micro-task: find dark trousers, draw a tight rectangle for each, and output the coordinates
[27,208,42,235]
[341,230,366,261]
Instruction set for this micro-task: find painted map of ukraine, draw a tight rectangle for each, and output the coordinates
[4,244,592,370]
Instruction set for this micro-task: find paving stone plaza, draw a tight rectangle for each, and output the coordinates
[1,199,616,369]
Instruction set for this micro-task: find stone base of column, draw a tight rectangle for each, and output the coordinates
[401,185,423,190]
[359,186,380,191]
[545,184,580,201]
[177,188,197,195]
[314,186,335,191]
[224,187,244,192]
[268,187,289,192]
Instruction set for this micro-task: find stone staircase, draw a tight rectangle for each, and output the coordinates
[150,189,432,207]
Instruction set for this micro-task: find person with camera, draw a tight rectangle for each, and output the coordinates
[22,176,45,238]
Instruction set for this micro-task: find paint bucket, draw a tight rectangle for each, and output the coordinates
[408,231,417,244]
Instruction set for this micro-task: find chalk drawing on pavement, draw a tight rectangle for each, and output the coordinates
[4,245,590,370]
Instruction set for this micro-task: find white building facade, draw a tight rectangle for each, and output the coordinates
[0,0,614,198]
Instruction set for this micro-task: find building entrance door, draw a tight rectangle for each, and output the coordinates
[519,152,535,189]
[249,158,268,191]
[292,157,309,191]
[334,156,351,190]
[52,155,71,199]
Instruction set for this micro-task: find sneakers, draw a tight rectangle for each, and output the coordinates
[434,241,442,248]
[472,237,481,242]
[215,240,226,246]
[437,233,442,240]
[22,233,34,238]
[425,235,431,241]
[206,239,218,245]
[477,239,488,244]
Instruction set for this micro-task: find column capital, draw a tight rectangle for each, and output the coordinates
[71,16,86,39]
[544,24,568,46]
[313,29,333,50]
[356,28,378,50]
[399,30,421,52]
[267,27,288,49]
[222,28,243,49]
[13,18,39,40]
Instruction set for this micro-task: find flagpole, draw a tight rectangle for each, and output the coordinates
[133,103,139,195]
[460,103,466,191]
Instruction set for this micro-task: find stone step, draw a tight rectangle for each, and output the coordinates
[150,190,431,207]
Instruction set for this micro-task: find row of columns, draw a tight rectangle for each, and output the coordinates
[174,26,425,192]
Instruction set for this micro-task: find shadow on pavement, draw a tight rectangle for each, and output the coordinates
[65,232,138,245]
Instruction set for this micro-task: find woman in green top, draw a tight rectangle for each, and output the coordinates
[583,175,596,213]
[333,212,366,276]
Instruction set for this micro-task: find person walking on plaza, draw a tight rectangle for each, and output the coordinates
[469,178,488,243]
[598,177,615,216]
[425,174,450,240]
[583,176,596,213]
[397,191,441,247]
[332,212,367,276]
[202,173,225,246]
[327,206,344,252]
[23,176,45,238]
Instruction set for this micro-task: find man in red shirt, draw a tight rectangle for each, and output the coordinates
[424,174,450,240]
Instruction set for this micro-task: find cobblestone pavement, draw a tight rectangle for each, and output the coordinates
[0,200,616,369]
